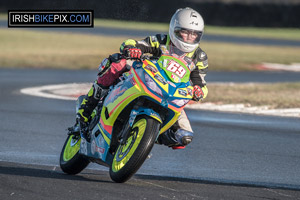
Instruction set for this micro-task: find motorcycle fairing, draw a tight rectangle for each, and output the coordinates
[79,127,109,162]
[100,56,193,132]
[142,58,193,104]
[81,55,193,162]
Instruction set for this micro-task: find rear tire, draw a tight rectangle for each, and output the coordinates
[60,135,89,175]
[109,116,160,183]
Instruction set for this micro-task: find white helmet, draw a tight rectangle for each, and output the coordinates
[169,7,204,53]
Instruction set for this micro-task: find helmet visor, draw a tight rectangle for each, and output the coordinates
[174,27,202,44]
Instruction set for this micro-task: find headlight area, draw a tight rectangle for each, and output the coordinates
[170,99,190,107]
[144,73,163,97]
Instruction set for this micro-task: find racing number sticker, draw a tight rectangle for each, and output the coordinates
[167,61,186,78]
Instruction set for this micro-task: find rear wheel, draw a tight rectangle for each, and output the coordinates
[109,116,160,183]
[60,135,89,175]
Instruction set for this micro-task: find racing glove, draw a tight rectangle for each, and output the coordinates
[136,45,162,58]
[123,46,143,59]
[193,85,208,101]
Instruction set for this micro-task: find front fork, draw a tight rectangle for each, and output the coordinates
[119,107,162,145]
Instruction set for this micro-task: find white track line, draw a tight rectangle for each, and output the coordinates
[186,103,300,118]
[20,83,90,100]
[20,83,300,118]
[258,63,300,72]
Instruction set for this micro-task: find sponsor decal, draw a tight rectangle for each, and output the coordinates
[187,88,193,96]
[184,56,192,64]
[135,63,142,68]
[200,52,207,59]
[92,137,105,154]
[189,21,198,26]
[190,11,198,19]
[105,86,127,104]
[129,76,136,86]
[95,146,105,154]
[91,140,96,155]
[167,81,176,87]
[80,138,88,155]
[145,65,158,73]
[178,89,187,96]
[154,74,167,85]
[171,74,180,83]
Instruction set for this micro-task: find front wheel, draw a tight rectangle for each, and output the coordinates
[109,115,160,183]
[60,135,89,175]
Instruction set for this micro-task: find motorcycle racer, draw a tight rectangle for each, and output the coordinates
[77,7,208,149]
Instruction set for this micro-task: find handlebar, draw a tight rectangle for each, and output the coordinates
[122,46,161,61]
[121,53,159,61]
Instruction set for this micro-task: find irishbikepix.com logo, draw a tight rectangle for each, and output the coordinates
[8,10,94,27]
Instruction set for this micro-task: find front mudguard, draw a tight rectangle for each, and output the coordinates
[129,107,162,127]
[107,107,162,165]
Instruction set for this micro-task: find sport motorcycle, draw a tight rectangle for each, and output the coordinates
[59,47,194,183]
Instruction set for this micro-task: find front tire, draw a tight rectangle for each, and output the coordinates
[60,135,89,175]
[109,116,160,183]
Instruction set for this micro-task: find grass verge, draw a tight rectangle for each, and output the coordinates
[1,13,300,40]
[205,82,300,109]
[94,19,300,41]
[0,29,127,69]
[1,28,299,109]
[1,29,300,71]
[201,41,300,71]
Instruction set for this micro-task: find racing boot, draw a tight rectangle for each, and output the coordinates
[157,128,193,149]
[77,81,108,140]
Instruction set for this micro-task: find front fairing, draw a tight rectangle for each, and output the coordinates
[82,51,194,164]
[98,51,193,148]
[141,54,193,109]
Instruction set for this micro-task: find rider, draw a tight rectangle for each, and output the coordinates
[77,7,208,149]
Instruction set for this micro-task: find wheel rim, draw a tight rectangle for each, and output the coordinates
[112,118,147,172]
[63,136,81,162]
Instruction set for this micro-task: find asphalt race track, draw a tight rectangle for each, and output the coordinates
[1,68,300,199]
[1,18,300,199]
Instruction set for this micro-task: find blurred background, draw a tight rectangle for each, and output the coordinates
[1,1,300,195]
[0,0,300,108]
[1,0,300,27]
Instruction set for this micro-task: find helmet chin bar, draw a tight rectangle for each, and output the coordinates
[170,33,198,53]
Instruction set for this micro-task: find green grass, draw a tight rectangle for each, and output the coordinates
[0,29,128,69]
[205,82,300,109]
[94,19,300,41]
[1,28,300,71]
[0,28,299,109]
[205,26,300,41]
[2,13,300,40]
[201,42,300,71]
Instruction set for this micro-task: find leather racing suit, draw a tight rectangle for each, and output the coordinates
[78,34,208,148]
